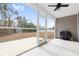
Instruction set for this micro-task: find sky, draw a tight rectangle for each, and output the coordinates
[8,3,55,28]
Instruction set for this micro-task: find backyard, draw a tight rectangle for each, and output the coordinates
[0,3,55,42]
[0,32,54,42]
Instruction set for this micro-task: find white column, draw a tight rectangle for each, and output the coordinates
[54,18,56,38]
[77,12,79,41]
[45,16,48,42]
[36,10,40,46]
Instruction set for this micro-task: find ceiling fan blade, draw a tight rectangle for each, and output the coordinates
[60,4,69,7]
[54,7,61,11]
[48,5,57,7]
[48,3,69,12]
[54,7,58,11]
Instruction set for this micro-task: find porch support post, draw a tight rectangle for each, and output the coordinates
[77,11,79,41]
[45,15,48,43]
[36,10,40,46]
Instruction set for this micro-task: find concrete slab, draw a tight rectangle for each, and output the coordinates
[0,37,37,56]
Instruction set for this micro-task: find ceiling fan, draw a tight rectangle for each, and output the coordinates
[48,3,69,11]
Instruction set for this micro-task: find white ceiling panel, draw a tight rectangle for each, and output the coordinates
[38,3,79,18]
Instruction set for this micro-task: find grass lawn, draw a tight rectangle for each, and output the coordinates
[0,32,54,42]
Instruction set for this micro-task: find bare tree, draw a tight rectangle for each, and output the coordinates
[0,3,18,36]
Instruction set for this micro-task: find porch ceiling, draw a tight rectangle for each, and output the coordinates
[38,3,79,18]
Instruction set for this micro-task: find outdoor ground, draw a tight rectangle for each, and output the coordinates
[0,32,54,42]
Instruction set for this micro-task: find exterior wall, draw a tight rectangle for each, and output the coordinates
[77,13,79,41]
[56,14,77,41]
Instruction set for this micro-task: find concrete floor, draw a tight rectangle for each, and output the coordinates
[21,39,79,56]
[0,38,79,56]
[0,37,37,56]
